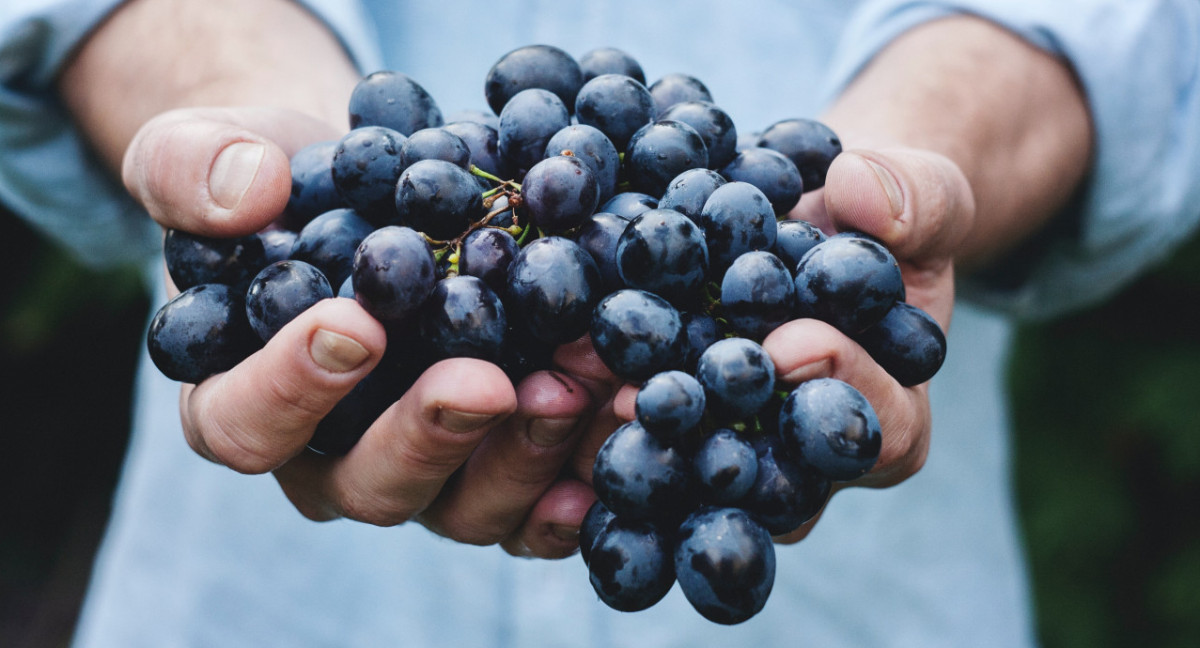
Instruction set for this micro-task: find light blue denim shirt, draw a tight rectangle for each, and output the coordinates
[2,1,1198,647]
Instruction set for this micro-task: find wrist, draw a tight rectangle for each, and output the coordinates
[58,0,360,172]
[820,15,1093,267]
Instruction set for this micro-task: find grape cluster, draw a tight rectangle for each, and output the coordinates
[146,44,947,622]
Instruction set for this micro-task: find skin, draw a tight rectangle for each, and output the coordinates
[57,0,1091,554]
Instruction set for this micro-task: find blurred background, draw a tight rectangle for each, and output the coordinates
[1,200,1198,648]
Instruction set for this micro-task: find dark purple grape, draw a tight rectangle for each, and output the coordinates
[615,208,709,308]
[756,118,842,191]
[442,120,508,178]
[693,429,758,505]
[741,433,831,535]
[697,181,778,277]
[648,73,713,117]
[308,361,414,456]
[418,275,507,362]
[497,88,571,173]
[351,225,437,323]
[590,289,687,382]
[720,251,797,341]
[398,127,471,170]
[331,126,407,224]
[774,219,826,271]
[485,44,583,116]
[444,109,499,131]
[348,70,443,136]
[779,377,882,481]
[394,159,485,241]
[284,140,342,228]
[681,311,722,372]
[592,420,693,523]
[635,370,706,444]
[496,322,555,384]
[625,120,708,197]
[588,516,676,612]
[579,499,617,566]
[600,191,658,220]
[505,236,602,346]
[521,155,599,233]
[458,227,518,295]
[544,124,620,204]
[659,101,738,170]
[854,301,946,386]
[578,47,645,85]
[658,168,727,223]
[147,284,260,384]
[793,235,904,335]
[694,337,775,423]
[289,208,374,289]
[245,260,333,342]
[257,227,298,265]
[574,211,631,293]
[674,506,775,625]
[163,228,267,292]
[720,147,804,216]
[574,74,655,151]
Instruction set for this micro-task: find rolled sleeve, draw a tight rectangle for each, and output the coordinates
[821,0,1200,320]
[0,0,382,269]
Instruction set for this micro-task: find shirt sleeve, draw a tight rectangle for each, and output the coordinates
[819,0,1200,321]
[0,0,384,270]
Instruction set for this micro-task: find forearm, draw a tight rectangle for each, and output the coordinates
[823,15,1093,268]
[57,0,361,172]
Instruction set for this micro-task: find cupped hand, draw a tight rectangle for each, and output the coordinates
[125,106,599,558]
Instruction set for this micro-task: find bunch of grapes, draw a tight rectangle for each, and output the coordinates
[146,44,947,623]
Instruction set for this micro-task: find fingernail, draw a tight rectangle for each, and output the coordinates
[780,358,833,385]
[861,156,903,219]
[310,328,370,373]
[210,141,264,210]
[439,409,499,434]
[550,524,579,543]
[526,417,577,447]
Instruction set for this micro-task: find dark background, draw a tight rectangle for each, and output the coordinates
[1,204,1198,648]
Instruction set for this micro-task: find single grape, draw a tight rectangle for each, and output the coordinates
[544,124,620,204]
[588,517,676,613]
[680,311,722,373]
[615,207,709,308]
[351,225,437,323]
[505,236,602,346]
[163,228,267,292]
[636,370,706,445]
[442,120,508,178]
[756,118,842,191]
[778,377,882,481]
[720,250,797,341]
[674,506,775,625]
[600,191,658,220]
[573,211,631,293]
[590,288,686,382]
[257,227,298,265]
[289,208,374,289]
[793,234,904,335]
[394,159,485,241]
[521,154,600,233]
[348,70,443,136]
[284,140,342,229]
[398,127,472,170]
[694,337,775,423]
[658,167,727,223]
[853,301,947,386]
[497,88,571,173]
[697,181,778,278]
[693,428,758,505]
[648,73,713,117]
[458,227,519,295]
[418,275,507,363]
[625,120,709,197]
[484,44,583,116]
[245,260,333,342]
[146,284,260,384]
[592,420,693,523]
[578,47,646,85]
[330,125,407,224]
[574,73,655,151]
[579,499,617,566]
[741,433,831,535]
[774,219,826,271]
[720,147,804,216]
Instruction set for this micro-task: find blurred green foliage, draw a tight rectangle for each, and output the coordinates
[1009,230,1200,648]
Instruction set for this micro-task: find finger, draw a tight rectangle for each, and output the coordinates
[276,358,519,527]
[501,479,597,559]
[416,370,592,545]
[122,107,340,237]
[182,297,386,474]
[763,318,930,489]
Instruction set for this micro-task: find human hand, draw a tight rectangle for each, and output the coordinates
[124,106,599,558]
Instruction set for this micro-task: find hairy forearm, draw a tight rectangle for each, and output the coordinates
[823,15,1093,267]
[57,0,361,171]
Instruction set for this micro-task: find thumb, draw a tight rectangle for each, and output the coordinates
[823,148,975,264]
[122,106,341,237]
